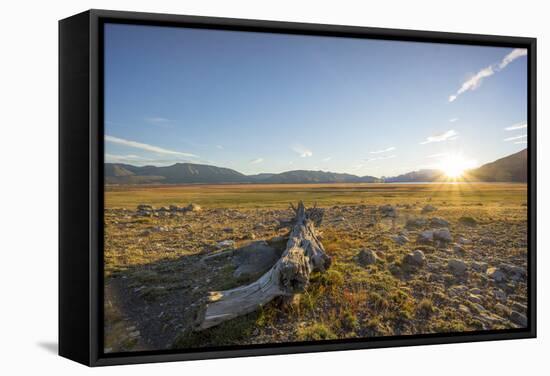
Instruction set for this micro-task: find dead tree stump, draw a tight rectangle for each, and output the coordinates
[194,201,331,330]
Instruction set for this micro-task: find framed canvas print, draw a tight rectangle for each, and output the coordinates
[59,9,537,366]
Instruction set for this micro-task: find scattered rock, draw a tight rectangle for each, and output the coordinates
[468,294,483,305]
[453,243,466,255]
[406,218,427,229]
[378,204,397,218]
[417,230,434,243]
[434,228,452,243]
[458,216,478,227]
[471,261,488,272]
[403,250,426,267]
[500,263,526,279]
[391,234,409,245]
[480,237,496,246]
[487,267,506,282]
[510,311,528,327]
[495,303,511,316]
[357,249,378,266]
[422,204,437,214]
[430,217,450,228]
[493,289,507,302]
[512,301,527,312]
[448,259,467,276]
[137,204,154,216]
[457,237,472,245]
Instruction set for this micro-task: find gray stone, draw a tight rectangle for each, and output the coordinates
[357,249,378,266]
[493,289,507,302]
[500,263,526,278]
[417,230,434,243]
[480,237,496,246]
[487,267,506,282]
[434,228,452,243]
[430,217,450,227]
[471,261,488,272]
[403,249,426,267]
[422,204,437,214]
[406,217,427,229]
[391,234,409,245]
[458,216,478,227]
[232,241,282,278]
[453,244,466,254]
[457,237,472,245]
[448,259,467,276]
[378,204,397,218]
[468,294,483,305]
[510,311,528,327]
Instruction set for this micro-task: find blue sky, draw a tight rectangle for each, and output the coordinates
[104,23,528,177]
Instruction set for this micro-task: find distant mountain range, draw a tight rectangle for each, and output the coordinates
[466,148,527,182]
[105,149,527,185]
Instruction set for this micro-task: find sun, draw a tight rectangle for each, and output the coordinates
[438,153,477,179]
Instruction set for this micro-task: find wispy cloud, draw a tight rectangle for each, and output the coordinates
[145,117,172,126]
[322,157,332,161]
[420,130,458,144]
[504,134,527,142]
[250,157,264,164]
[105,153,148,163]
[365,154,396,162]
[105,153,194,166]
[449,118,459,123]
[449,48,527,102]
[500,48,528,69]
[105,135,198,157]
[292,144,313,158]
[504,122,527,131]
[370,146,396,154]
[515,140,527,145]
[215,144,224,149]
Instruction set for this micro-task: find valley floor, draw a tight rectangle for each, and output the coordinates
[103,183,528,353]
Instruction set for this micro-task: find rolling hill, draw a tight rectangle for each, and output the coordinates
[467,148,527,182]
[104,149,527,184]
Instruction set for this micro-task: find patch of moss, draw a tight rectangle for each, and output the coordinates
[297,323,337,341]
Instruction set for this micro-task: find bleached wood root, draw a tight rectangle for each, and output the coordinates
[194,202,331,330]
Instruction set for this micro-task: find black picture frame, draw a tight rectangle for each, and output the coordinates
[59,9,537,367]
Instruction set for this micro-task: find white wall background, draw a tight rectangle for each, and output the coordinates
[0,0,547,374]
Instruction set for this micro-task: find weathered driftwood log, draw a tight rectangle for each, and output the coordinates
[194,201,331,330]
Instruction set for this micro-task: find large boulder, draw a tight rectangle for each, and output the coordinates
[430,217,450,228]
[434,228,452,243]
[403,250,426,267]
[487,267,506,282]
[458,216,478,227]
[422,204,437,214]
[378,204,397,218]
[510,311,528,327]
[232,241,282,279]
[406,218,427,229]
[391,234,409,245]
[357,249,378,266]
[417,230,434,244]
[448,259,467,276]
